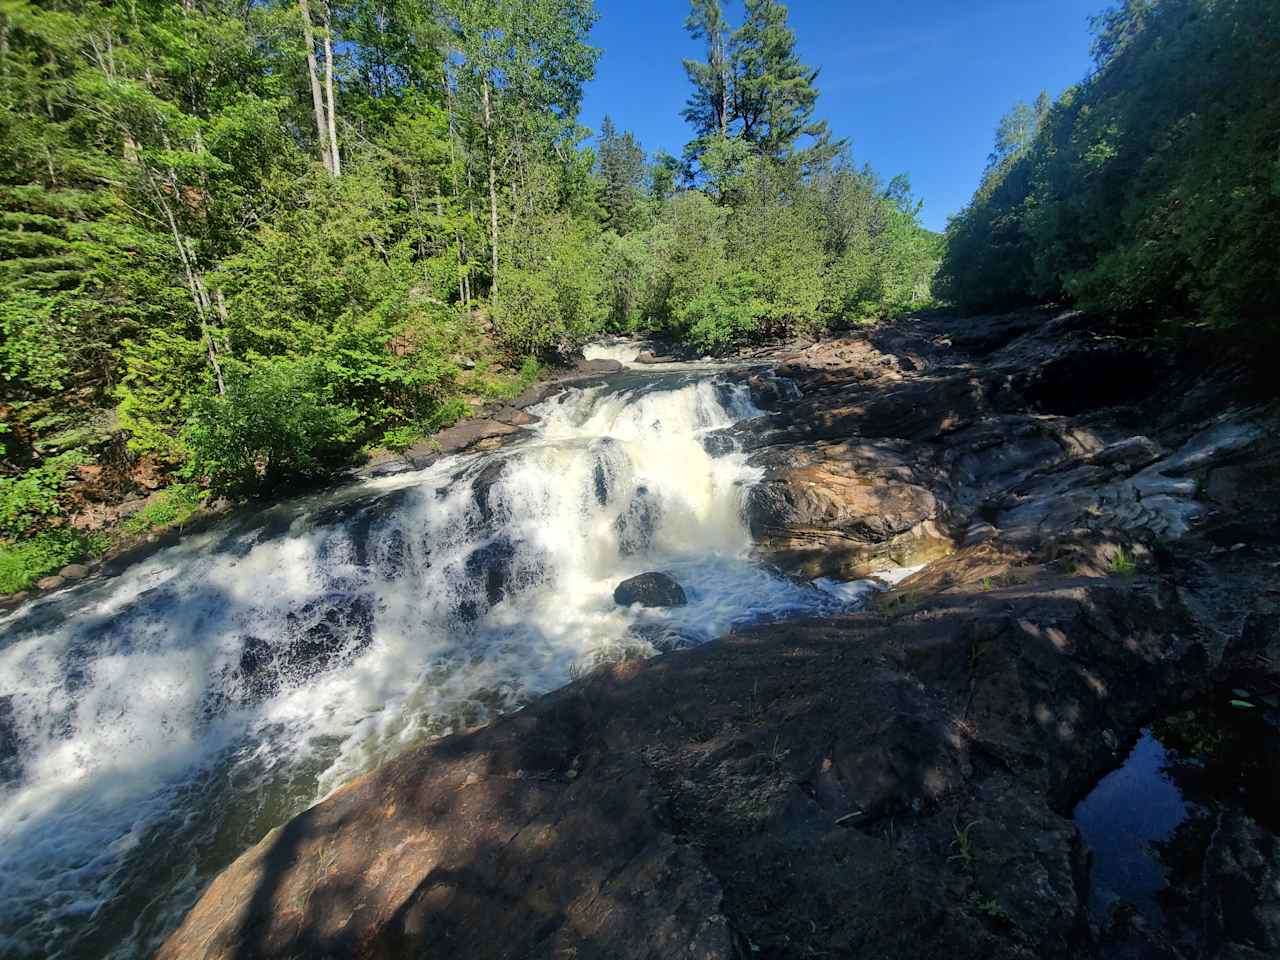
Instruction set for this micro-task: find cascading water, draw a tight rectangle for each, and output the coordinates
[0,366,866,959]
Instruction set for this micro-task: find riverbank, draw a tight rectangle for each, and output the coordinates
[158,308,1280,959]
[0,355,639,611]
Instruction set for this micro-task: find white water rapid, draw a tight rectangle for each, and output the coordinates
[0,366,866,959]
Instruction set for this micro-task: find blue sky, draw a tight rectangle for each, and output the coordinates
[580,0,1107,232]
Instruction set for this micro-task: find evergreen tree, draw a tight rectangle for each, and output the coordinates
[598,116,647,233]
[681,0,732,142]
[729,0,833,161]
[680,0,837,174]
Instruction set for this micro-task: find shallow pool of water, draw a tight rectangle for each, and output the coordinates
[1074,698,1280,940]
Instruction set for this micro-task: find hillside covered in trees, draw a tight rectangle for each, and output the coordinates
[0,0,941,592]
[939,0,1279,333]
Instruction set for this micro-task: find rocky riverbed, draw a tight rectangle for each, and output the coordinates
[158,309,1280,960]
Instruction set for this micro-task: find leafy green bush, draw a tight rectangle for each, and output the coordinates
[0,450,88,537]
[724,159,827,340]
[121,483,203,534]
[115,328,209,459]
[493,215,607,357]
[184,357,361,496]
[218,170,465,425]
[379,424,423,453]
[605,166,940,346]
[0,529,105,594]
[677,272,766,350]
[377,395,470,452]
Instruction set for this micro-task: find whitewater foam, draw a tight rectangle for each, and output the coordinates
[0,369,865,958]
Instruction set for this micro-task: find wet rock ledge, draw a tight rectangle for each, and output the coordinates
[160,309,1280,960]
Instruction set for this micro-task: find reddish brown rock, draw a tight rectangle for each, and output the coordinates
[746,440,953,578]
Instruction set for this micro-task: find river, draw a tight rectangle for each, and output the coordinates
[0,351,880,959]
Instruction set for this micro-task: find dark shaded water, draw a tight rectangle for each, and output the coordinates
[1074,695,1280,940]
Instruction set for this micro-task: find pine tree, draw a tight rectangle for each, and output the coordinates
[729,0,835,161]
[680,0,837,174]
[681,0,732,141]
[598,116,647,233]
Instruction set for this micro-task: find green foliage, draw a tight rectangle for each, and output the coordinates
[379,424,426,454]
[184,358,361,496]
[682,0,838,175]
[116,329,211,460]
[0,0,944,583]
[598,116,649,233]
[1107,546,1137,576]
[0,529,105,594]
[940,0,1280,335]
[218,166,465,425]
[723,159,826,339]
[493,214,608,357]
[603,155,941,348]
[378,396,469,452]
[121,484,204,534]
[728,0,836,161]
[517,355,542,386]
[0,451,89,537]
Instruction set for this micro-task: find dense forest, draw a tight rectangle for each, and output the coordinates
[940,0,1280,332]
[0,0,941,591]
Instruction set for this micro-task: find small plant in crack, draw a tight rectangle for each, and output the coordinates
[949,817,980,866]
[1107,546,1137,576]
[968,893,1016,928]
[765,734,788,772]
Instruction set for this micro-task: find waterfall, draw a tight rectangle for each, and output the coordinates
[0,368,858,959]
[581,337,644,364]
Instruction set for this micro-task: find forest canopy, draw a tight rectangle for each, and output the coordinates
[0,0,941,590]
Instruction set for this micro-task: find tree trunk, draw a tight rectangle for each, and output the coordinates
[299,0,332,174]
[443,66,470,307]
[214,287,232,354]
[321,0,340,176]
[482,75,499,306]
[143,164,226,396]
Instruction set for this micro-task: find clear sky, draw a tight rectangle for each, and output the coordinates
[579,0,1107,232]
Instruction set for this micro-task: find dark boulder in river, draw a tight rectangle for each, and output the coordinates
[575,357,624,376]
[0,695,21,785]
[612,571,687,607]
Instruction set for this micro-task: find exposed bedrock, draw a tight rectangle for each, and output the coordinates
[745,439,954,578]
[160,573,1215,960]
[161,309,1280,960]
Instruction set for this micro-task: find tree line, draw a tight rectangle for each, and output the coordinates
[0,0,940,591]
[939,0,1279,336]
